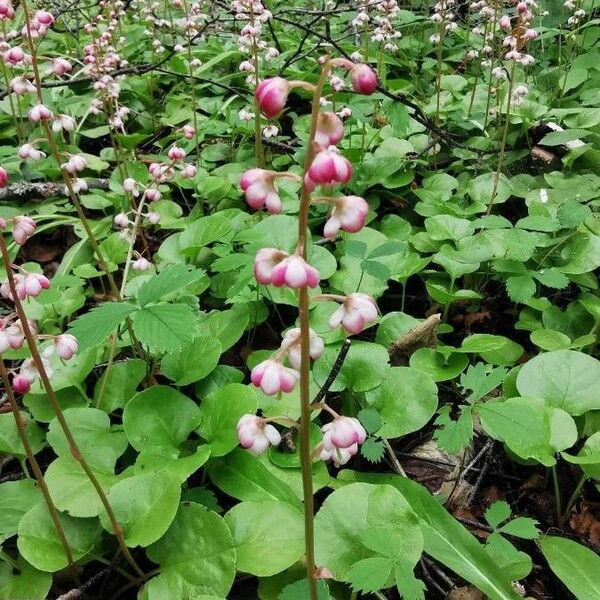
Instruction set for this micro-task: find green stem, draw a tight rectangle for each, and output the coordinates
[552,466,562,524]
[297,58,331,600]
[561,473,586,527]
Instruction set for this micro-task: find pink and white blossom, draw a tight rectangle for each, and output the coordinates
[240,169,282,213]
[28,103,53,122]
[255,76,289,119]
[236,414,281,455]
[306,148,352,189]
[281,327,324,370]
[250,358,299,395]
[271,255,320,288]
[12,216,36,245]
[322,416,366,451]
[323,195,368,239]
[253,247,288,284]
[314,112,344,149]
[328,293,378,334]
[53,334,78,360]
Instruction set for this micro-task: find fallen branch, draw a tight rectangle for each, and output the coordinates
[0,179,109,203]
[388,313,441,365]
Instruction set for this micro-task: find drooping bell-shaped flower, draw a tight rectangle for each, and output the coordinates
[236,414,281,455]
[0,166,7,188]
[349,63,378,95]
[323,195,368,239]
[306,147,352,188]
[322,416,367,451]
[314,112,345,149]
[254,247,288,285]
[271,255,320,289]
[250,358,299,395]
[319,444,358,467]
[240,169,282,214]
[280,327,324,370]
[328,293,378,334]
[255,77,289,119]
[11,216,36,245]
[53,334,78,360]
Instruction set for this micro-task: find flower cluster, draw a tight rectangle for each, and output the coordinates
[236,59,379,468]
[430,0,458,44]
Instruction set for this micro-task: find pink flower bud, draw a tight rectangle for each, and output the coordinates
[499,15,511,30]
[281,327,324,370]
[236,414,281,455]
[182,124,195,139]
[255,76,289,119]
[0,0,15,20]
[314,112,345,149]
[240,169,281,214]
[132,257,151,271]
[12,374,31,394]
[122,177,139,196]
[52,58,72,76]
[350,63,377,95]
[20,273,50,298]
[0,166,7,188]
[145,188,161,202]
[251,358,299,395]
[271,255,320,288]
[181,164,197,179]
[12,216,35,245]
[4,46,24,65]
[28,103,53,122]
[62,154,86,174]
[146,212,160,225]
[328,293,377,334]
[168,145,186,161]
[322,416,366,451]
[319,444,358,467]
[114,213,129,228]
[254,247,288,285]
[323,195,369,239]
[34,10,54,26]
[52,114,76,132]
[54,334,78,360]
[307,148,352,188]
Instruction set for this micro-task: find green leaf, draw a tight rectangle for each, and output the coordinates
[17,503,101,572]
[132,303,197,352]
[161,334,222,385]
[460,363,507,404]
[409,348,468,382]
[224,501,304,576]
[516,350,600,415]
[138,264,208,306]
[345,557,394,593]
[47,407,128,473]
[467,173,512,206]
[146,503,236,598]
[68,302,136,350]
[208,449,302,511]
[434,405,474,454]
[126,446,211,483]
[312,342,390,393]
[123,386,201,451]
[498,517,540,539]
[505,275,536,303]
[197,384,258,457]
[338,472,522,600]
[394,562,426,600]
[540,128,590,146]
[179,213,232,251]
[459,335,523,366]
[314,483,417,579]
[485,501,511,529]
[375,311,420,347]
[202,305,250,351]
[0,480,40,543]
[364,367,438,438]
[357,408,382,434]
[93,359,147,412]
[278,579,330,600]
[100,473,181,547]
[0,412,45,458]
[361,438,386,463]
[0,555,52,600]
[541,536,600,600]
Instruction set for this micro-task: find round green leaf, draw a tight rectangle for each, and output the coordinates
[100,472,181,547]
[147,502,236,597]
[17,503,101,572]
[0,412,45,457]
[314,482,417,579]
[161,335,222,385]
[0,480,40,542]
[365,367,438,438]
[197,383,258,457]
[225,501,304,576]
[409,348,469,382]
[123,386,200,451]
[47,407,128,473]
[313,342,390,393]
[459,334,523,366]
[516,350,600,415]
[530,329,572,351]
[0,556,52,600]
[375,312,420,347]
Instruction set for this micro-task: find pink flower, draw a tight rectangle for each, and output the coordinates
[168,145,186,161]
[498,15,511,30]
[122,178,140,196]
[253,247,288,284]
[145,188,161,202]
[251,358,299,395]
[114,213,130,228]
[34,10,54,26]
[18,143,45,160]
[0,0,15,20]
[28,103,53,122]
[307,148,352,188]
[0,166,7,188]
[236,414,281,455]
[319,444,358,467]
[182,124,195,139]
[12,216,35,245]
[256,77,289,119]
[314,112,345,149]
[62,155,86,174]
[5,320,31,350]
[17,272,50,299]
[271,255,320,288]
[328,293,377,334]
[181,164,197,179]
[4,46,24,65]
[240,168,281,213]
[281,327,324,370]
[12,374,31,394]
[53,334,78,360]
[52,58,72,76]
[322,416,366,451]
[323,195,368,239]
[350,63,377,95]
[132,257,151,271]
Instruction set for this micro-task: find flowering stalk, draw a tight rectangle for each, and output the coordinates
[0,357,78,581]
[0,234,145,580]
[296,59,331,600]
